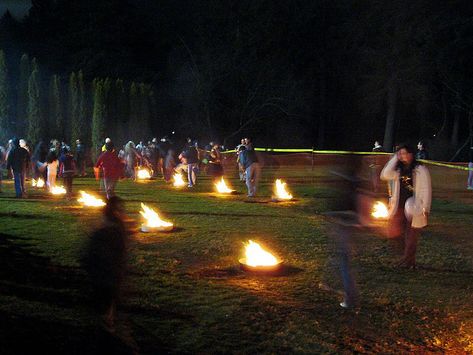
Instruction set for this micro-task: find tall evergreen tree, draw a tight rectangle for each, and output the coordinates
[139,83,151,137]
[0,49,9,142]
[78,71,89,146]
[17,54,31,136]
[48,74,63,139]
[129,82,141,141]
[69,72,80,145]
[27,65,43,145]
[115,79,128,144]
[92,79,106,160]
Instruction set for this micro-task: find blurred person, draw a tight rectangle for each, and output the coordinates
[75,139,87,177]
[32,141,48,181]
[236,139,246,181]
[164,148,176,182]
[380,144,431,268]
[370,140,384,192]
[19,139,32,180]
[124,141,139,178]
[207,143,224,180]
[101,137,111,152]
[0,143,6,192]
[238,142,261,197]
[59,146,76,198]
[45,151,58,191]
[415,141,428,160]
[182,138,199,187]
[95,142,125,199]
[81,196,130,332]
[6,138,30,198]
[467,146,473,190]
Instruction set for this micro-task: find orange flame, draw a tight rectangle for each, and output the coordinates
[371,201,389,219]
[50,186,66,195]
[32,178,45,188]
[274,179,293,200]
[173,173,186,187]
[243,240,278,267]
[137,168,151,180]
[77,191,106,207]
[215,177,234,194]
[140,203,173,231]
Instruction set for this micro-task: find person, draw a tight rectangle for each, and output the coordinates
[46,151,58,192]
[101,137,111,152]
[182,138,199,187]
[6,138,30,198]
[95,142,124,199]
[59,147,76,198]
[207,143,224,180]
[467,146,473,191]
[370,140,384,192]
[372,141,382,152]
[164,148,176,182]
[236,140,246,181]
[32,141,48,181]
[75,139,87,177]
[238,141,261,197]
[380,143,431,268]
[415,141,428,160]
[81,196,130,332]
[124,141,139,178]
[19,139,32,180]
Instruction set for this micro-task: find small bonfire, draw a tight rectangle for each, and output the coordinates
[371,201,389,219]
[173,173,186,188]
[273,179,293,201]
[32,178,45,188]
[77,191,106,207]
[215,177,235,194]
[50,186,66,195]
[136,168,152,180]
[140,203,174,232]
[239,240,283,272]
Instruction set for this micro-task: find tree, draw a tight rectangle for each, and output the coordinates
[91,79,106,160]
[17,54,31,136]
[128,82,140,141]
[27,64,43,145]
[0,49,9,142]
[69,71,79,144]
[48,74,63,139]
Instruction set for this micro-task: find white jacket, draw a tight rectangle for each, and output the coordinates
[380,155,431,228]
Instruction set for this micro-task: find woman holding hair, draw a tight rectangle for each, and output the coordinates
[380,143,431,268]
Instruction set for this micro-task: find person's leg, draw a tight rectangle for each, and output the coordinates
[187,163,195,187]
[403,226,420,267]
[20,172,26,195]
[468,162,473,188]
[252,163,261,196]
[388,208,406,256]
[245,165,255,196]
[13,172,22,197]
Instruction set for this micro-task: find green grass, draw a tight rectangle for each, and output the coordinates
[0,168,472,353]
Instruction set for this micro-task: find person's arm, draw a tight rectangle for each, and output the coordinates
[380,154,399,181]
[416,166,432,215]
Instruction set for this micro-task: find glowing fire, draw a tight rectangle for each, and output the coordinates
[50,186,66,195]
[371,201,389,219]
[32,178,45,188]
[274,179,293,200]
[173,173,186,187]
[77,191,106,207]
[140,203,173,231]
[243,240,278,267]
[215,177,234,194]
[137,168,151,180]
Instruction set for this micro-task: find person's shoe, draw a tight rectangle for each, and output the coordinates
[467,186,473,190]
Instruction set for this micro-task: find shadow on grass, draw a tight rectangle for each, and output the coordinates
[194,264,304,279]
[168,211,294,218]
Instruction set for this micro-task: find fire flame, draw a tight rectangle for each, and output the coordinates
[50,186,66,195]
[137,168,151,180]
[274,179,293,200]
[215,177,234,193]
[173,173,186,187]
[77,191,106,207]
[244,240,278,267]
[32,178,45,188]
[371,201,389,219]
[140,203,173,229]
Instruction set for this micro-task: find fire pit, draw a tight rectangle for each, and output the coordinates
[77,191,106,207]
[271,179,293,201]
[136,168,152,180]
[239,240,283,273]
[50,186,66,195]
[140,203,174,232]
[173,173,186,188]
[32,178,45,188]
[371,201,388,219]
[215,177,236,194]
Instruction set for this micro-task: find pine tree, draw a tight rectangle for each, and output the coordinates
[69,71,80,145]
[139,83,151,137]
[17,54,30,136]
[48,74,63,139]
[0,49,9,142]
[129,82,140,141]
[27,65,43,145]
[78,70,89,146]
[115,78,128,144]
[92,79,106,160]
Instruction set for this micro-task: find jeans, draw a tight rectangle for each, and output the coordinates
[187,163,198,187]
[13,171,25,197]
[103,177,118,199]
[245,163,261,197]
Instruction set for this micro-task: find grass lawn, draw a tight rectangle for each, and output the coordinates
[0,166,472,354]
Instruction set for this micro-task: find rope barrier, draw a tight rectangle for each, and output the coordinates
[221,147,473,171]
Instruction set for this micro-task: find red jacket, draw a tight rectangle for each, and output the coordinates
[95,151,124,179]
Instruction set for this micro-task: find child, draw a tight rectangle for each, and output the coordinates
[59,147,76,198]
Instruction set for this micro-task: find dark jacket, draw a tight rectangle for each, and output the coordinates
[238,149,259,170]
[6,139,30,173]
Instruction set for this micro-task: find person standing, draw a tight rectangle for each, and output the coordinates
[415,141,429,160]
[59,147,76,198]
[75,139,87,177]
[380,144,431,268]
[238,143,261,197]
[95,142,124,199]
[46,151,58,191]
[6,138,30,198]
[183,138,199,187]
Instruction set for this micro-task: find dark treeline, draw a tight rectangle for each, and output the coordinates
[1,0,473,159]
